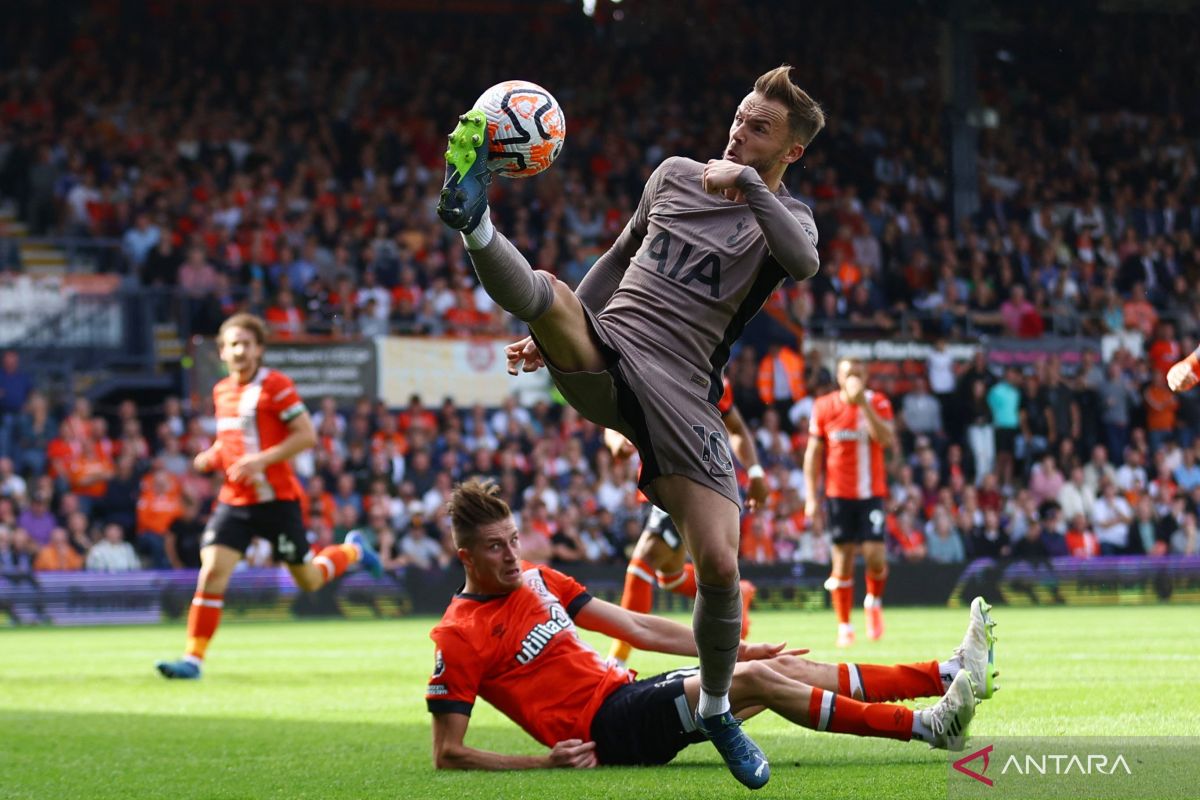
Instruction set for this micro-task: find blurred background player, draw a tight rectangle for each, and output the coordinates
[804,357,895,647]
[427,480,997,778]
[604,377,769,668]
[155,314,381,679]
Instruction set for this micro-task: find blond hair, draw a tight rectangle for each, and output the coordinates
[218,313,269,346]
[448,478,512,549]
[754,65,825,146]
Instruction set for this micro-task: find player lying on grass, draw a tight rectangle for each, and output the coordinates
[427,479,998,781]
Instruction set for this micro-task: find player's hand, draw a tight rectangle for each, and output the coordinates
[194,443,221,473]
[804,497,820,525]
[604,428,638,461]
[1167,355,1200,393]
[737,641,810,662]
[547,739,598,769]
[746,475,769,511]
[843,374,866,405]
[506,336,545,376]
[227,452,268,485]
[702,159,747,203]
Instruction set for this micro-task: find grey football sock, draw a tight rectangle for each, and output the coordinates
[694,579,743,702]
[465,230,554,323]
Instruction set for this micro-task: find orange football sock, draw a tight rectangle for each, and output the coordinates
[837,661,944,702]
[865,573,887,603]
[185,592,224,662]
[830,576,853,625]
[609,558,656,663]
[657,563,698,598]
[808,686,912,741]
[313,543,359,584]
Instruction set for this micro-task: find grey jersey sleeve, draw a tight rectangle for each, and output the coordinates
[735,166,820,281]
[576,159,669,314]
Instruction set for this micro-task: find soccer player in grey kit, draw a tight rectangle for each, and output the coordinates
[436,65,823,789]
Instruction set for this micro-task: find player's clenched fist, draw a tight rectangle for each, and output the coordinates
[702,159,747,203]
[1167,354,1200,393]
[548,739,597,769]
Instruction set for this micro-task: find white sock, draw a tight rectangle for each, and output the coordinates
[911,710,933,743]
[462,214,495,250]
[697,688,730,718]
[839,623,854,635]
[183,654,203,667]
[938,658,961,689]
[864,594,878,609]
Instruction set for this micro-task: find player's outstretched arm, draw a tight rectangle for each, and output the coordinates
[575,596,800,660]
[803,437,825,521]
[432,712,596,770]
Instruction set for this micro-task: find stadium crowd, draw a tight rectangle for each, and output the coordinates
[2,1,1200,575]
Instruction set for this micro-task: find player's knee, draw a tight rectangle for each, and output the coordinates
[694,552,739,586]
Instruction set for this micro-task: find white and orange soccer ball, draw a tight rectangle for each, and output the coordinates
[473,80,566,178]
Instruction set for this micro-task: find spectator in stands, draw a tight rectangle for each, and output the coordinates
[13,391,54,477]
[966,508,1010,559]
[34,526,83,571]
[900,376,943,453]
[121,212,161,272]
[987,368,1022,487]
[1143,370,1179,453]
[135,467,182,569]
[1092,480,1134,556]
[0,351,32,458]
[756,343,805,427]
[0,456,27,503]
[17,490,55,548]
[398,509,449,571]
[167,494,204,569]
[86,522,141,572]
[1099,361,1139,461]
[0,526,36,572]
[924,507,965,564]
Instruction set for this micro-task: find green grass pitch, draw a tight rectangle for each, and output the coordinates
[3,604,1198,799]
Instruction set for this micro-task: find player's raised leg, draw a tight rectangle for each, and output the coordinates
[436,110,606,375]
[156,544,240,679]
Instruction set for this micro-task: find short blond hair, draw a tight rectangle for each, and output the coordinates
[218,313,269,346]
[754,65,825,146]
[448,478,512,549]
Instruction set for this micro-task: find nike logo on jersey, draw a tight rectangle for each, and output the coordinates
[726,220,748,245]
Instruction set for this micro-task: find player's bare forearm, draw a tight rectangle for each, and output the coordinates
[258,414,317,466]
[433,713,595,770]
[735,168,820,281]
[803,439,823,502]
[576,598,698,656]
[435,742,552,770]
[860,402,895,448]
[722,406,761,470]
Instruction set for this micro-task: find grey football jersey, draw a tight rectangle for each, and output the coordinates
[593,156,819,402]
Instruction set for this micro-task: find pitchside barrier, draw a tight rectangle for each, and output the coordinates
[2,557,1199,626]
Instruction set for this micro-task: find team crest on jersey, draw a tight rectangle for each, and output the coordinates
[432,649,445,679]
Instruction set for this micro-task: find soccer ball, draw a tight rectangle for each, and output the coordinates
[473,80,566,178]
